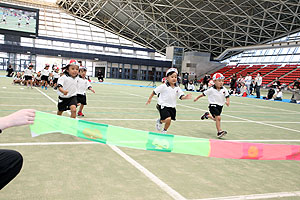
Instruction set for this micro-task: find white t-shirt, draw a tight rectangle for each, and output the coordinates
[52,71,60,79]
[57,74,79,98]
[255,76,262,86]
[187,83,195,91]
[77,76,91,95]
[24,68,35,76]
[245,75,252,85]
[41,69,50,76]
[203,85,229,106]
[154,82,184,108]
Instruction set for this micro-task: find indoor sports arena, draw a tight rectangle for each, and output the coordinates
[0,0,300,199]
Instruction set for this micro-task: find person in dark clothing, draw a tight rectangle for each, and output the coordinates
[229,73,237,91]
[182,72,189,90]
[6,65,14,77]
[0,109,35,190]
[97,70,104,82]
[293,78,300,88]
[203,73,210,87]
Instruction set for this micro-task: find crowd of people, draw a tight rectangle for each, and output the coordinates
[179,71,300,103]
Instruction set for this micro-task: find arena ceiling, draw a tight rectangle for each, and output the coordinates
[57,0,300,60]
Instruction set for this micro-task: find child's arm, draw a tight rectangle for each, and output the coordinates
[58,86,68,95]
[194,94,204,102]
[88,87,95,93]
[225,97,230,106]
[146,91,155,105]
[180,93,192,100]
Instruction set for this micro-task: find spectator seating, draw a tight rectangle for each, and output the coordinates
[262,66,297,85]
[279,67,300,86]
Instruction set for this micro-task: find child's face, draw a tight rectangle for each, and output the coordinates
[214,79,224,88]
[67,65,79,77]
[167,73,177,85]
[79,69,87,77]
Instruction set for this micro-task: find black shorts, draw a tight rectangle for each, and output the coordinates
[24,75,32,81]
[57,96,77,111]
[53,78,58,84]
[41,75,49,81]
[77,94,87,105]
[209,104,223,117]
[157,104,176,121]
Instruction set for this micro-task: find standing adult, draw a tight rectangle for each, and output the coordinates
[244,72,252,95]
[6,65,14,77]
[97,70,104,82]
[230,73,237,91]
[182,72,189,90]
[255,72,262,98]
[203,73,210,88]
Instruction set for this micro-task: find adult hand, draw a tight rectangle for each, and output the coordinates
[2,109,35,130]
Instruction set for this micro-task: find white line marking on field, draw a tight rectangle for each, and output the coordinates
[1,139,300,147]
[109,145,186,200]
[2,87,6,89]
[83,118,300,124]
[0,142,99,146]
[179,104,300,133]
[190,191,300,200]
[0,97,46,100]
[126,92,300,134]
[230,100,300,114]
[35,87,185,200]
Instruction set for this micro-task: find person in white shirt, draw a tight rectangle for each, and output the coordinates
[244,72,252,95]
[274,87,283,101]
[77,67,95,117]
[187,80,196,91]
[23,64,35,89]
[41,64,50,90]
[52,67,60,90]
[57,60,79,118]
[254,72,263,98]
[194,73,230,138]
[13,72,22,85]
[146,68,192,134]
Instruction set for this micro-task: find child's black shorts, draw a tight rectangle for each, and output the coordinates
[53,78,58,84]
[77,94,87,105]
[209,104,223,117]
[41,75,48,81]
[24,75,32,81]
[57,96,77,111]
[156,104,176,121]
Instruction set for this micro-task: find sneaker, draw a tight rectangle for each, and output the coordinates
[217,131,227,138]
[156,118,162,131]
[45,86,47,90]
[41,85,44,89]
[77,111,84,117]
[201,112,209,120]
[161,130,167,134]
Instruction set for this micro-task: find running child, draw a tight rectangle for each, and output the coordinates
[57,60,79,118]
[41,64,50,90]
[194,73,230,138]
[146,68,192,134]
[77,67,95,116]
[52,67,60,90]
[23,64,35,89]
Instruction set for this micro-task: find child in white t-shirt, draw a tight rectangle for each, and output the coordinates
[77,67,95,117]
[146,68,192,134]
[57,60,79,118]
[23,64,35,89]
[194,73,230,138]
